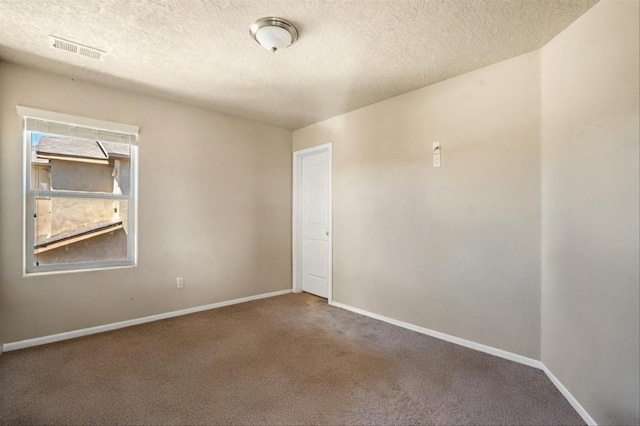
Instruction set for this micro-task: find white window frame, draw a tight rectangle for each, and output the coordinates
[18,106,139,275]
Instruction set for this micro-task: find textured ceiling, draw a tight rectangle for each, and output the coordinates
[0,0,597,130]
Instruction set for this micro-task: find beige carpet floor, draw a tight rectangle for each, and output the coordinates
[0,293,583,425]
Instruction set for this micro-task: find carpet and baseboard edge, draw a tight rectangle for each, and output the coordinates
[1,290,597,425]
[330,300,597,426]
[2,289,292,352]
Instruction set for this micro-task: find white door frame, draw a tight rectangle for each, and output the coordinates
[292,142,333,303]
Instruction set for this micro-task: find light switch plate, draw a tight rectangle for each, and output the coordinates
[433,154,441,167]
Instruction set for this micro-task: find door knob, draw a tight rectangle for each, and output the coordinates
[326,231,330,236]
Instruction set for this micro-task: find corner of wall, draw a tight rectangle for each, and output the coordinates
[539,1,640,424]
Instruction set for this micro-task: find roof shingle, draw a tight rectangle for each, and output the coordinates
[37,136,108,160]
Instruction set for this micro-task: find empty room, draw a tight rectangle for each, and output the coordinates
[0,0,638,425]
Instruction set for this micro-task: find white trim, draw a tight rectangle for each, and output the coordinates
[330,301,541,368]
[28,190,130,200]
[16,106,139,135]
[292,143,333,303]
[293,143,333,157]
[330,300,597,425]
[22,127,29,280]
[2,289,291,352]
[22,262,135,278]
[541,364,598,425]
[130,144,139,268]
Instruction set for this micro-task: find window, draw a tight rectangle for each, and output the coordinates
[18,106,139,274]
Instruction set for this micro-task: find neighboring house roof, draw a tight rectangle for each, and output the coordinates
[38,136,108,161]
[101,142,130,158]
[36,137,130,162]
[34,221,124,254]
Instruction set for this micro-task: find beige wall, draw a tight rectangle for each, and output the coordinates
[541,1,640,424]
[294,51,542,359]
[0,61,292,344]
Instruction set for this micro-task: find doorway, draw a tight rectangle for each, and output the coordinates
[292,143,332,302]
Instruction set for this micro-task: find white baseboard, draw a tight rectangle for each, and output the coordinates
[2,289,291,352]
[330,300,597,426]
[541,364,597,425]
[330,301,542,368]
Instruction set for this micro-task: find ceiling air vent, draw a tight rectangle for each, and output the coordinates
[49,36,105,61]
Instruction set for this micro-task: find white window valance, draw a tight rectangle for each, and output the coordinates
[17,106,139,145]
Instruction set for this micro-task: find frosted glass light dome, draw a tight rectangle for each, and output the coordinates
[250,18,298,52]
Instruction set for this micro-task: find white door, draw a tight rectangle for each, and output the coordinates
[294,145,332,299]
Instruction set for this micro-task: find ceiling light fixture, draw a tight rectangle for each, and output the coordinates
[250,17,298,52]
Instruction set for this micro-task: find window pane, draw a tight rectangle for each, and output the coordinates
[33,197,130,266]
[30,134,131,195]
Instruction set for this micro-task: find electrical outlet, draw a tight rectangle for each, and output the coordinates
[176,277,184,289]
